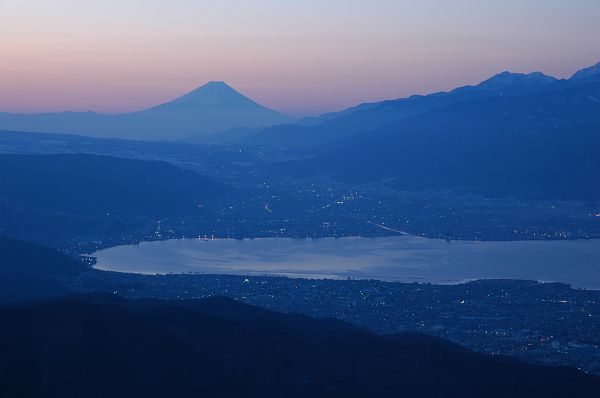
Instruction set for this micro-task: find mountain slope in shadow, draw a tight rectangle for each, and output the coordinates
[1,294,599,398]
[0,153,231,248]
[0,237,87,303]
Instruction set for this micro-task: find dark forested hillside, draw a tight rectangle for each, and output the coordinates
[0,153,231,248]
[0,237,87,303]
[1,294,599,398]
[0,153,228,216]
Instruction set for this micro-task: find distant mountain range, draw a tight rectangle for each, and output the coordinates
[2,62,598,146]
[255,61,600,200]
[317,79,600,200]
[0,82,291,140]
[242,61,600,147]
[2,61,599,201]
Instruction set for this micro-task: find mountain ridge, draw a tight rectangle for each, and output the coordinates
[476,71,557,90]
[570,61,600,81]
[0,82,291,140]
[289,80,600,200]
[2,293,598,397]
[240,61,598,148]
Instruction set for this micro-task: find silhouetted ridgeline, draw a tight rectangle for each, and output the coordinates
[1,294,599,397]
[239,62,600,200]
[0,153,232,247]
[268,73,600,200]
[243,62,600,148]
[0,153,228,216]
[0,82,291,140]
[313,81,600,200]
[0,237,86,303]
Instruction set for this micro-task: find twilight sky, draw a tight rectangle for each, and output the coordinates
[1,0,599,116]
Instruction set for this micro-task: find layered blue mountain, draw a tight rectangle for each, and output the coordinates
[241,69,564,147]
[0,82,291,140]
[282,62,600,200]
[570,61,600,82]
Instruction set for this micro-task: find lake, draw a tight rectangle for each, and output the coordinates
[92,236,600,289]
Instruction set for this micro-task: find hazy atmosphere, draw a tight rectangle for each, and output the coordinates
[1,0,600,115]
[2,1,600,396]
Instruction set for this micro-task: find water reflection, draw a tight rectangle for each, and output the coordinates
[92,236,600,289]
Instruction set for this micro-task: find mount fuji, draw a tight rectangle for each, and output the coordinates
[0,81,291,140]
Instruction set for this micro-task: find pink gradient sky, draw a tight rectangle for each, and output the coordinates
[1,0,599,116]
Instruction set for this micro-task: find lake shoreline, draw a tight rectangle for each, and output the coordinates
[91,235,600,290]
